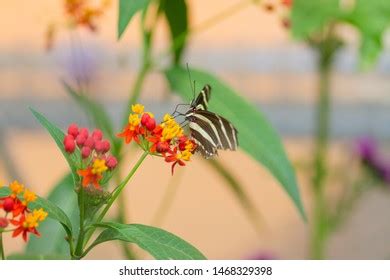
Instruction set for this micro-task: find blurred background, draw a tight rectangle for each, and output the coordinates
[1,0,390,259]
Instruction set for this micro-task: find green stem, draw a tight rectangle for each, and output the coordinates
[82,151,149,254]
[0,232,5,260]
[310,40,336,260]
[74,186,86,259]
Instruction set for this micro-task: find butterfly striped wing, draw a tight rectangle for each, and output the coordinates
[186,110,238,158]
[192,85,211,111]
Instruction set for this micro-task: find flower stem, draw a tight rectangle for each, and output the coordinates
[0,232,5,260]
[82,151,149,254]
[309,37,339,259]
[74,186,86,259]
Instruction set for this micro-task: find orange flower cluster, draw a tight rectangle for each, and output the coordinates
[63,124,118,190]
[118,104,197,174]
[0,181,47,242]
[45,0,111,50]
[65,0,111,31]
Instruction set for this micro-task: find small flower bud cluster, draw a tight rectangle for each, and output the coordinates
[64,124,118,189]
[0,181,47,242]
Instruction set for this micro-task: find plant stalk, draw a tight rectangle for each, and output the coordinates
[309,40,335,260]
[82,151,149,255]
[0,232,5,260]
[74,186,86,259]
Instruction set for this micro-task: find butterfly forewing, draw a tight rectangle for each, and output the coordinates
[192,84,211,110]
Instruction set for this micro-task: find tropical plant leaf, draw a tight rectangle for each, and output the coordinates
[6,254,68,260]
[30,108,81,186]
[26,173,78,257]
[118,0,151,39]
[159,0,188,64]
[164,66,306,220]
[90,223,206,260]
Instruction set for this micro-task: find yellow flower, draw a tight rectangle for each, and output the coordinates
[91,159,108,175]
[185,140,195,151]
[9,181,24,196]
[131,104,144,114]
[128,114,140,127]
[33,208,48,222]
[23,189,37,204]
[179,150,192,161]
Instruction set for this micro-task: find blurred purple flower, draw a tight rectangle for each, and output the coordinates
[356,137,390,184]
[355,137,377,163]
[246,251,277,260]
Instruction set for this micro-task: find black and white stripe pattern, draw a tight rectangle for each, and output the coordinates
[185,85,238,158]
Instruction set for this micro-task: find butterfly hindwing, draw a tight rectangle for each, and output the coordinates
[186,84,238,159]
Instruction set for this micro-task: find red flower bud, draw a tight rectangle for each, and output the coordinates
[156,142,170,153]
[75,134,87,147]
[84,137,95,149]
[64,135,76,153]
[79,127,89,138]
[101,140,111,153]
[3,197,15,212]
[92,129,103,141]
[0,217,8,228]
[178,142,187,151]
[106,155,118,170]
[67,123,79,137]
[81,146,91,159]
[141,113,150,127]
[145,118,156,131]
[94,140,104,153]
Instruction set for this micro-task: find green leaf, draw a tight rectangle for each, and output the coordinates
[63,82,121,156]
[343,0,390,67]
[164,66,306,220]
[159,0,188,64]
[26,174,78,257]
[291,0,342,39]
[91,223,206,260]
[0,187,73,238]
[30,108,81,186]
[6,254,68,260]
[118,0,151,39]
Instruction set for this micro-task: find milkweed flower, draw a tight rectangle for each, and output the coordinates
[118,104,197,174]
[64,124,118,189]
[0,182,47,242]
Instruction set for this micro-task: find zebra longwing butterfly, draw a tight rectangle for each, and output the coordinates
[185,85,238,158]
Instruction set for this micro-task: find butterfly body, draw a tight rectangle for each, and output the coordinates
[185,85,238,158]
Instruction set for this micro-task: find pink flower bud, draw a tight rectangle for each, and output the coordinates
[75,134,87,147]
[79,127,89,138]
[67,123,79,137]
[64,135,76,153]
[101,140,111,153]
[81,146,91,159]
[94,140,104,153]
[84,137,95,149]
[0,217,9,228]
[2,197,14,212]
[92,129,103,141]
[106,155,118,169]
